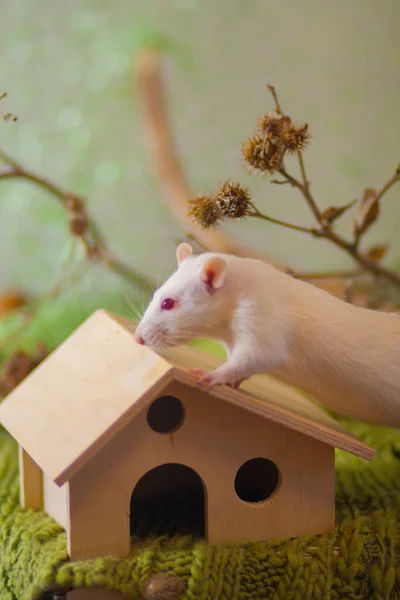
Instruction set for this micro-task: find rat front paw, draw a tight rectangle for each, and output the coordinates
[189,369,222,388]
[189,369,244,390]
[226,378,245,389]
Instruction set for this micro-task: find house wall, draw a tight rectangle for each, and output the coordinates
[67,382,335,560]
[43,473,69,529]
[19,446,43,509]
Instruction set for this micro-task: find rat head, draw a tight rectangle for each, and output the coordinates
[134,243,230,350]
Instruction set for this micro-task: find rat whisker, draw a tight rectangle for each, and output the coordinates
[134,289,146,318]
[134,285,151,321]
[122,291,142,324]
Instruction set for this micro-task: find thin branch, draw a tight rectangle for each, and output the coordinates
[296,150,322,221]
[267,84,282,115]
[134,49,287,269]
[268,83,319,222]
[0,147,24,171]
[271,178,291,185]
[182,233,210,253]
[294,268,363,280]
[249,205,318,235]
[0,150,153,291]
[267,85,321,221]
[277,163,400,287]
[323,228,400,285]
[374,168,400,206]
[98,248,154,292]
[278,166,305,191]
[265,85,400,288]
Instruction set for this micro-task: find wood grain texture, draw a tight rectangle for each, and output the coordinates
[66,381,335,559]
[18,446,43,509]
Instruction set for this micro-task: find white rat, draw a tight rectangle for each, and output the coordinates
[134,242,400,427]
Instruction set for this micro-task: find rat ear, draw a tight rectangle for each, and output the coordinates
[200,257,227,292]
[176,243,193,266]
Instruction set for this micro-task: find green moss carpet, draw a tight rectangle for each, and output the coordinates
[1,304,400,599]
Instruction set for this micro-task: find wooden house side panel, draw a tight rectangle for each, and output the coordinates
[67,382,335,560]
[43,473,69,529]
[18,446,43,509]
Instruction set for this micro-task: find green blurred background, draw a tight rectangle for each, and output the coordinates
[0,0,399,330]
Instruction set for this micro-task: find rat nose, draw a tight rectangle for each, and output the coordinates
[137,335,145,345]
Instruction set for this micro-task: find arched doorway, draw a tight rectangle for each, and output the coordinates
[130,463,206,539]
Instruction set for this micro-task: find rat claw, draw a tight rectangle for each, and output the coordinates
[226,379,245,389]
[189,368,220,389]
[189,369,204,377]
[189,368,206,384]
[189,368,244,389]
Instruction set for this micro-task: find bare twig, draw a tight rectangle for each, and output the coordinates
[257,85,400,288]
[294,269,364,280]
[266,84,282,114]
[277,164,400,285]
[375,165,400,205]
[134,49,287,268]
[277,153,400,287]
[296,151,322,221]
[135,58,400,298]
[182,233,210,253]
[249,205,318,235]
[323,228,400,285]
[0,149,153,292]
[271,178,290,185]
[267,85,321,222]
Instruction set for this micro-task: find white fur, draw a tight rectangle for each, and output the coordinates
[135,246,400,427]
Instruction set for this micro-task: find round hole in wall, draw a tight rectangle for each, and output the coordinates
[234,457,280,503]
[147,396,185,434]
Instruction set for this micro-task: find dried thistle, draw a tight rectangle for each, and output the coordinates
[281,123,310,153]
[142,574,185,600]
[242,133,283,174]
[188,81,400,291]
[215,180,252,219]
[189,182,253,229]
[188,194,220,229]
[258,113,291,138]
[258,113,309,154]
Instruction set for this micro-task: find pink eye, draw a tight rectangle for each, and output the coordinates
[161,298,175,311]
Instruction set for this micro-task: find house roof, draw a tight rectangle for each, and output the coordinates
[0,309,374,486]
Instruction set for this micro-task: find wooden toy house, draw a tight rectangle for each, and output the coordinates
[0,310,374,560]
